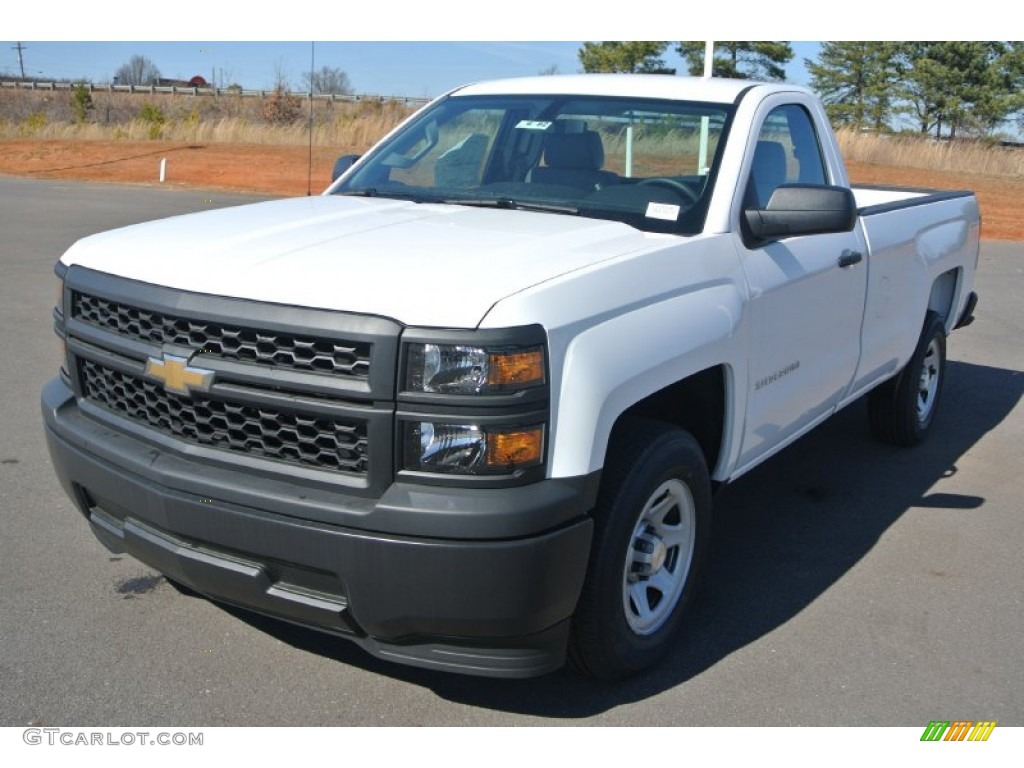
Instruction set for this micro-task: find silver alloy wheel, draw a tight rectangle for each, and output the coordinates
[621,478,696,636]
[916,338,941,422]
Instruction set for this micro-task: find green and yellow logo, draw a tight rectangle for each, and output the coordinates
[920,721,997,741]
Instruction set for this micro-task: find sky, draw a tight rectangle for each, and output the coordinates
[8,0,1008,98]
[4,41,823,97]
[5,2,1009,102]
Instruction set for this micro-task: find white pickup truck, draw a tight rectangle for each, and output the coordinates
[43,74,979,679]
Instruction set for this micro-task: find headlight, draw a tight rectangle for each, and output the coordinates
[399,327,549,480]
[404,421,544,474]
[405,343,545,395]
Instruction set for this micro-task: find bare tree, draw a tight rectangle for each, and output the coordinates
[272,58,291,90]
[214,67,234,89]
[114,55,161,86]
[302,65,352,95]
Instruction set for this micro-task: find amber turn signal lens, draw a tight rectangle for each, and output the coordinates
[486,426,544,470]
[487,348,545,389]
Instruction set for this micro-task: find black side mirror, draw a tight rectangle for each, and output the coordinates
[331,154,361,182]
[744,184,857,241]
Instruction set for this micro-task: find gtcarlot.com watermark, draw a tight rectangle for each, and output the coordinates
[23,728,203,747]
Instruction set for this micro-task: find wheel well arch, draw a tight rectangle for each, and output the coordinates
[928,267,960,329]
[609,365,727,478]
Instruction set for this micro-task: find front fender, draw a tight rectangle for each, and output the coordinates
[550,282,746,479]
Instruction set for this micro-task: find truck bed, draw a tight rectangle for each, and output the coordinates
[852,184,974,213]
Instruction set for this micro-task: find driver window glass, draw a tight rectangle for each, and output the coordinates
[746,104,826,208]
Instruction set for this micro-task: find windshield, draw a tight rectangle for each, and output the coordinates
[333,93,733,235]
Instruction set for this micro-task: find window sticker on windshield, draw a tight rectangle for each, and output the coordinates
[645,202,681,221]
[515,120,553,131]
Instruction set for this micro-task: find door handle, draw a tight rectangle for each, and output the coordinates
[838,249,863,268]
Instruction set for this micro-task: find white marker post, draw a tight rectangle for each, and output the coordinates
[698,41,713,175]
[159,157,167,183]
[625,124,633,178]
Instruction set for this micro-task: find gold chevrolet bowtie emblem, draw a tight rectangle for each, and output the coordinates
[144,354,214,396]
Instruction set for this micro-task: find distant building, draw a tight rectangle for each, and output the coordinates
[154,76,209,88]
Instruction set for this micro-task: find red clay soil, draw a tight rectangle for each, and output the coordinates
[0,139,340,197]
[845,160,1024,242]
[1,139,1021,240]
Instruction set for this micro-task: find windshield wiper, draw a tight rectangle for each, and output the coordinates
[338,188,422,201]
[340,191,579,216]
[432,197,579,216]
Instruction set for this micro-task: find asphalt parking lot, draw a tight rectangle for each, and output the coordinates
[1,176,1021,726]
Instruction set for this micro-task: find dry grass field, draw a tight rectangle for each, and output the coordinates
[1,89,1021,239]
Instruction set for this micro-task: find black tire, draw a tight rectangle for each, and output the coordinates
[868,311,947,446]
[569,419,711,680]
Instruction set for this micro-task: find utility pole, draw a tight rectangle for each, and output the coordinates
[13,42,27,79]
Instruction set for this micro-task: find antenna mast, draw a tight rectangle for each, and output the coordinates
[307,42,315,196]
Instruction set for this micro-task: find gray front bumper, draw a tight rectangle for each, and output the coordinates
[42,377,594,677]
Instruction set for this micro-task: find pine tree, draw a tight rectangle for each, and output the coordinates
[807,42,902,130]
[578,42,673,74]
[677,42,793,81]
[898,42,1024,138]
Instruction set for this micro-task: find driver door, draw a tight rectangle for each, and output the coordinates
[734,100,868,470]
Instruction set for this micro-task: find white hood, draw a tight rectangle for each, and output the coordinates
[60,195,652,327]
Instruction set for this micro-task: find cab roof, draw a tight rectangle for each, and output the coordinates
[450,73,812,105]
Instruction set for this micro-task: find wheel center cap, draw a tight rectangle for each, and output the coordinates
[650,539,667,573]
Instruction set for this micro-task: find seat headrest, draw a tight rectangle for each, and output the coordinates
[750,140,788,207]
[543,131,605,171]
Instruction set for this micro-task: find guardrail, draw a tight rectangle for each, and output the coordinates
[0,80,431,106]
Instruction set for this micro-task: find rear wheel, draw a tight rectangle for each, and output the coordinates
[868,311,947,446]
[570,419,711,680]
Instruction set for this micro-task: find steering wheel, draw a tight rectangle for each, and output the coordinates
[636,178,700,204]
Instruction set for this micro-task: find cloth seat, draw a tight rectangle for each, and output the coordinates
[747,140,788,208]
[532,130,618,191]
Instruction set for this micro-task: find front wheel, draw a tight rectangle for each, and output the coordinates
[570,419,711,680]
[868,311,947,446]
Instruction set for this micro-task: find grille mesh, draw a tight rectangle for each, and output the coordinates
[73,292,370,379]
[80,359,368,474]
